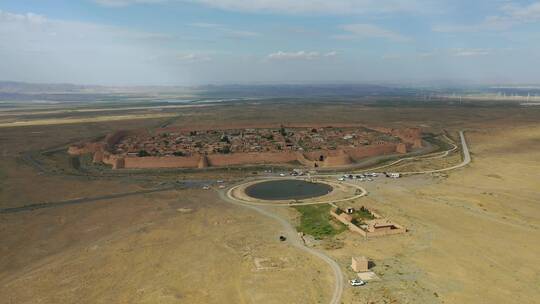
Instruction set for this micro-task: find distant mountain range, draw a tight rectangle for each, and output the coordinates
[1,81,538,103]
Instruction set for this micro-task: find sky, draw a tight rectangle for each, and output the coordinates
[1,0,540,85]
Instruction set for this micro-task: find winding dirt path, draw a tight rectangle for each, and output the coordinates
[400,130,470,175]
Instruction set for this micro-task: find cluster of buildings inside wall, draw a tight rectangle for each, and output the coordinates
[67,125,424,169]
[112,126,408,157]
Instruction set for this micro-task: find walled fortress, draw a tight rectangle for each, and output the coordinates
[68,125,423,170]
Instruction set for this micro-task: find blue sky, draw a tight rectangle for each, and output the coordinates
[1,0,540,85]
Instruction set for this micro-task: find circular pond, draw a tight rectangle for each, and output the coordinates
[245,179,333,201]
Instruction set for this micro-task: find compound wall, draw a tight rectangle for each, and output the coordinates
[68,128,423,170]
[122,155,201,169]
[206,152,298,167]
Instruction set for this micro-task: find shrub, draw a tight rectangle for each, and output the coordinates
[294,205,345,239]
[138,150,150,157]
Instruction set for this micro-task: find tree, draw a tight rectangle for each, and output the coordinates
[218,146,231,154]
[279,125,287,136]
[220,135,230,143]
[138,150,150,157]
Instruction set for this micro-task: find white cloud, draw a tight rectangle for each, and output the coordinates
[433,18,513,33]
[189,22,222,28]
[501,2,540,22]
[267,50,337,60]
[336,23,411,42]
[0,9,189,84]
[195,0,424,14]
[189,21,259,39]
[382,54,401,60]
[0,10,47,24]
[95,0,435,14]
[268,51,319,60]
[418,52,434,58]
[324,51,338,57]
[451,48,491,57]
[223,29,259,38]
[94,0,166,7]
[433,1,540,33]
[177,53,212,62]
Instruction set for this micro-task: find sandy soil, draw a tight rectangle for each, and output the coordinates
[320,125,540,303]
[0,189,333,304]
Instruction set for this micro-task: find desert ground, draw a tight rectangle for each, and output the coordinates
[1,101,539,303]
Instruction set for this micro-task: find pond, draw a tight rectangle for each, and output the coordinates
[245,179,333,201]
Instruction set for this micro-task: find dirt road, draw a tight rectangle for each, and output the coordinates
[0,186,177,214]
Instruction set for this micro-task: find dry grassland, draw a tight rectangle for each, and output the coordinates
[1,103,539,304]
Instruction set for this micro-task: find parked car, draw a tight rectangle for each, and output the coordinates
[349,279,366,286]
[338,177,346,181]
[279,173,286,177]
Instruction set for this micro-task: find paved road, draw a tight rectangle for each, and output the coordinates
[308,130,468,178]
[217,188,344,304]
[400,130,470,175]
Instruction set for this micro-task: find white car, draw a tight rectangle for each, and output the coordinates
[349,279,366,286]
[202,186,210,190]
[338,177,346,181]
[388,173,401,178]
[279,173,286,177]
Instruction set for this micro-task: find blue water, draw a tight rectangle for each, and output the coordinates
[245,180,332,201]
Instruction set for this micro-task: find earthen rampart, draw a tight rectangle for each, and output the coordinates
[67,126,423,170]
[207,152,298,167]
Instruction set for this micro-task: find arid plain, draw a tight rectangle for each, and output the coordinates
[1,101,539,304]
